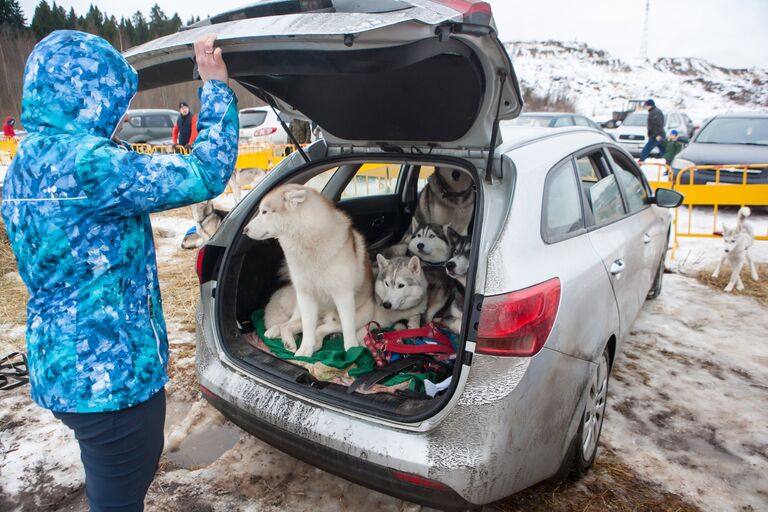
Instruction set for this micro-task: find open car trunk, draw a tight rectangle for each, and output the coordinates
[213,156,482,421]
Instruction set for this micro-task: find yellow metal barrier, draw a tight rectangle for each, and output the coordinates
[0,136,19,165]
[671,164,768,258]
[638,161,673,191]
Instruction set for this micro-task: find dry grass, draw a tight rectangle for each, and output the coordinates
[156,243,199,333]
[695,267,767,306]
[493,448,700,512]
[0,218,29,329]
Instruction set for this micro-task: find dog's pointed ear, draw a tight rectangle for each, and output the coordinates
[376,253,388,273]
[283,188,307,210]
[444,226,460,246]
[408,255,421,275]
[410,217,419,234]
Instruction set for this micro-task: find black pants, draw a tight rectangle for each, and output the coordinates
[53,389,166,512]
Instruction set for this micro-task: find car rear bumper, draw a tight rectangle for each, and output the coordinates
[200,383,473,510]
[195,296,592,506]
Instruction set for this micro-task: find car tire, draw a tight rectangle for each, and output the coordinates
[574,349,610,475]
[647,230,670,300]
[550,348,610,482]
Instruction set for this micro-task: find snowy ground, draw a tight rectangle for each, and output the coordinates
[1,198,766,511]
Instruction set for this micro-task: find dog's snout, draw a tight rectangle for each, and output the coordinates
[417,243,425,250]
[382,302,392,309]
[451,170,461,181]
[446,261,456,270]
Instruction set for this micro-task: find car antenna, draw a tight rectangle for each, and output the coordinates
[262,91,310,164]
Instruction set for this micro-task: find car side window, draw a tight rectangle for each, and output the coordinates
[607,148,649,212]
[542,159,584,242]
[143,115,172,128]
[577,151,626,226]
[573,116,590,127]
[553,116,573,127]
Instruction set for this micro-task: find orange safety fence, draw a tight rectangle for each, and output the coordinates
[637,161,674,191]
[671,164,768,258]
[0,136,19,165]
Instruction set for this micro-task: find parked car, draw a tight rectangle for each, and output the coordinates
[609,110,694,156]
[239,107,290,146]
[671,112,768,184]
[116,108,178,144]
[507,112,603,130]
[125,1,683,509]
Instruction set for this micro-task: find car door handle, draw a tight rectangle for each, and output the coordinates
[643,233,652,244]
[610,259,625,275]
[371,215,385,228]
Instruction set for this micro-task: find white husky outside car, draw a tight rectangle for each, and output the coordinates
[125,1,684,508]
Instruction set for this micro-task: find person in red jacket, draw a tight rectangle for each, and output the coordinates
[171,101,198,148]
[3,116,16,137]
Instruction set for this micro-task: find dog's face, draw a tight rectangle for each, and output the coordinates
[408,221,450,263]
[445,227,471,281]
[192,201,215,222]
[435,167,473,194]
[722,226,749,255]
[375,255,427,310]
[242,185,307,240]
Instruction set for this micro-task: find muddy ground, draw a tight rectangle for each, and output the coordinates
[1,207,766,511]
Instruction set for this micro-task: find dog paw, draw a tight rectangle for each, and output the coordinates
[723,285,734,292]
[264,326,281,339]
[711,271,719,278]
[294,345,315,358]
[283,339,297,352]
[344,338,362,351]
[736,282,745,291]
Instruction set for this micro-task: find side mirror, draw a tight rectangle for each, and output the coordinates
[653,188,684,208]
[677,135,690,144]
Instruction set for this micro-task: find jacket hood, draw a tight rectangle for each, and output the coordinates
[21,30,137,138]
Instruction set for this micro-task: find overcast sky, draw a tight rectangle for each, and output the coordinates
[17,0,768,68]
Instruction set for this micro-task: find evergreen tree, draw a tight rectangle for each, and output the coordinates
[50,1,67,30]
[30,0,53,38]
[0,0,26,29]
[65,6,77,30]
[131,10,149,46]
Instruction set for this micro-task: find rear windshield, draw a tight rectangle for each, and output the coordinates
[509,116,553,127]
[695,118,768,145]
[240,111,268,128]
[623,112,647,126]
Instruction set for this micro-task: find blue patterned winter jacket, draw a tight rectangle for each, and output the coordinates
[1,31,239,413]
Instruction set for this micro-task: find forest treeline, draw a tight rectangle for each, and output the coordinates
[0,0,260,126]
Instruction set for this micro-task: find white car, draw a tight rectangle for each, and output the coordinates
[239,107,290,146]
[608,111,694,156]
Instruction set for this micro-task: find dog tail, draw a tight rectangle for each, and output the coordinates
[737,207,751,229]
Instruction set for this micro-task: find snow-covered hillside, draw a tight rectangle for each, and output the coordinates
[506,41,768,123]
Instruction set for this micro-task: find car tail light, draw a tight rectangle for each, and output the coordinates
[390,470,448,490]
[253,127,278,137]
[432,0,492,23]
[200,384,219,400]
[196,246,206,284]
[476,278,561,357]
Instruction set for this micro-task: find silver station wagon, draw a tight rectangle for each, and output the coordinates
[126,1,683,508]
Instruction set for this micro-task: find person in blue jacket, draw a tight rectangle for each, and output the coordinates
[1,30,238,511]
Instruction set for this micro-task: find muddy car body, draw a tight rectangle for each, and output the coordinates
[125,1,682,508]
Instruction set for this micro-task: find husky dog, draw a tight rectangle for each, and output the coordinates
[445,227,471,288]
[712,207,759,292]
[442,227,471,333]
[244,184,375,357]
[230,167,266,204]
[373,255,428,329]
[415,167,475,236]
[408,220,451,264]
[181,200,225,249]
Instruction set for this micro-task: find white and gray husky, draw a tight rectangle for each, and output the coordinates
[408,220,451,264]
[181,200,224,249]
[244,184,375,357]
[712,207,759,292]
[373,254,428,328]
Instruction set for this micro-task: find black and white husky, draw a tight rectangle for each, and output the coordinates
[415,167,475,236]
[408,221,451,264]
[442,227,471,333]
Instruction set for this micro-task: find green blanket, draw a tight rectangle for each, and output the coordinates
[249,310,435,391]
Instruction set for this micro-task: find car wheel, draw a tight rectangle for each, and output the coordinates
[550,348,610,482]
[575,349,610,474]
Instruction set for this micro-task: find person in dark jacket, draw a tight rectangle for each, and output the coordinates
[1,31,238,512]
[3,116,16,137]
[639,99,666,162]
[172,101,199,147]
